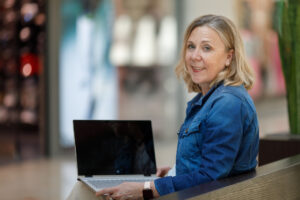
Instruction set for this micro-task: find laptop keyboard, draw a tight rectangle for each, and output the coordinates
[87,177,156,189]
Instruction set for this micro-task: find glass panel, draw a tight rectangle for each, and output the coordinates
[59,0,117,147]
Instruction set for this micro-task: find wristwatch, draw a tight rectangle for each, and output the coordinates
[143,181,154,200]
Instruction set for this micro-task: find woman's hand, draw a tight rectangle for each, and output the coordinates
[96,182,144,200]
[156,166,171,177]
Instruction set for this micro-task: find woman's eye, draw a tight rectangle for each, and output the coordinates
[203,46,211,51]
[187,44,195,49]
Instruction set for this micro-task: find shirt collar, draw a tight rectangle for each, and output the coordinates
[189,82,223,107]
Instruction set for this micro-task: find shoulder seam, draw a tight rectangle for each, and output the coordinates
[215,87,256,113]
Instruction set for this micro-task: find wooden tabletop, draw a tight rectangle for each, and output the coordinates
[157,154,300,200]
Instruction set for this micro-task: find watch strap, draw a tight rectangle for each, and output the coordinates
[143,181,153,200]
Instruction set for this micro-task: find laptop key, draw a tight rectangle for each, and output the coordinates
[87,177,156,189]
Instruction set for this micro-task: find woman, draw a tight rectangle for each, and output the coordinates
[68,14,259,200]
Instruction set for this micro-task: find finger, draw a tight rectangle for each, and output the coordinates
[156,169,162,176]
[104,195,112,200]
[157,167,171,177]
[157,168,168,177]
[111,193,121,200]
[96,188,114,196]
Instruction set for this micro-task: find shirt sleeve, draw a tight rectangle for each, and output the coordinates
[154,94,244,196]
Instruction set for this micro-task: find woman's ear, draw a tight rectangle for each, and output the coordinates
[226,49,234,66]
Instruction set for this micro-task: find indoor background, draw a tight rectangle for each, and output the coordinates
[0,0,289,199]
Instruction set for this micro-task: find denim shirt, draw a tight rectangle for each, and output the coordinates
[154,83,259,196]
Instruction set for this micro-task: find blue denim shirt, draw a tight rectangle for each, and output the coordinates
[154,83,259,196]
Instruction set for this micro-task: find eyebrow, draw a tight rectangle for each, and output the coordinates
[201,40,212,43]
[187,40,212,44]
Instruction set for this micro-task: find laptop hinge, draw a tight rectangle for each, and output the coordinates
[85,175,93,177]
[144,174,151,176]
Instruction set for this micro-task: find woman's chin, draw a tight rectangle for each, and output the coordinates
[191,78,203,85]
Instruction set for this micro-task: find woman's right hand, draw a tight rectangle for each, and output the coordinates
[156,166,171,177]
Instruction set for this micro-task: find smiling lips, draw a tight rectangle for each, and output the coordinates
[191,66,205,73]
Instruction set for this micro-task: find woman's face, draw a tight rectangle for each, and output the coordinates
[185,26,233,94]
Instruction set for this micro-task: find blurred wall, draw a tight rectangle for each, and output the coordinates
[184,0,236,26]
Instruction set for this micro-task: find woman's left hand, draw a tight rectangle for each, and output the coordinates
[96,182,144,200]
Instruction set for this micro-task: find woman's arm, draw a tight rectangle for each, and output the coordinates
[154,93,253,195]
[95,181,160,199]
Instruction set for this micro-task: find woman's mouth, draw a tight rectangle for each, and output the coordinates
[191,66,205,73]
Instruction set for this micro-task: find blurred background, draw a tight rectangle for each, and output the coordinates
[0,0,289,199]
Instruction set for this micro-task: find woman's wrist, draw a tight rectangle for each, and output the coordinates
[150,181,160,198]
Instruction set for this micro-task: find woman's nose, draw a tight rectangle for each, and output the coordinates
[191,49,202,60]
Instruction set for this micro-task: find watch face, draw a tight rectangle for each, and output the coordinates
[143,189,153,199]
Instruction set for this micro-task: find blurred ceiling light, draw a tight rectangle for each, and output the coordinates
[20,27,31,41]
[20,110,36,124]
[110,15,132,66]
[35,13,46,26]
[113,15,132,41]
[157,16,177,67]
[110,42,131,66]
[132,15,156,67]
[4,0,15,9]
[5,11,17,23]
[20,53,39,75]
[21,3,38,22]
[22,63,32,77]
[3,93,17,107]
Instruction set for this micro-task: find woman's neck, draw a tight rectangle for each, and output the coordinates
[200,84,210,96]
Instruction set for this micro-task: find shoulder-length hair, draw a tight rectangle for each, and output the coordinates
[175,14,254,93]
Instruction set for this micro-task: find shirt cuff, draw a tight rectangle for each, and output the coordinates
[154,176,175,196]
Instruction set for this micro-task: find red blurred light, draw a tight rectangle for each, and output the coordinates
[20,53,40,77]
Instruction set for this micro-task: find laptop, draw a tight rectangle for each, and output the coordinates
[73,120,158,192]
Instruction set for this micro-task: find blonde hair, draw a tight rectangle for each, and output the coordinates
[175,15,254,93]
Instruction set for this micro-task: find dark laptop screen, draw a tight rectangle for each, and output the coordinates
[73,120,157,176]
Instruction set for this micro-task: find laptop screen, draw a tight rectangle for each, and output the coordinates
[73,120,157,176]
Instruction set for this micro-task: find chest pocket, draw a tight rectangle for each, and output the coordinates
[177,120,204,159]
